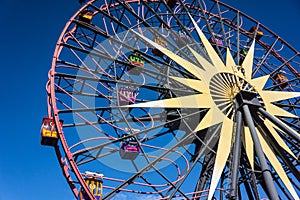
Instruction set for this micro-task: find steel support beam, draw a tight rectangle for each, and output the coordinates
[258,107,300,143]
[243,105,279,200]
[229,108,243,199]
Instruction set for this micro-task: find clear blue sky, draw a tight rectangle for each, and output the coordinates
[0,0,299,200]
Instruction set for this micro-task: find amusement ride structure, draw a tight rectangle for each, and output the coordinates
[41,0,300,199]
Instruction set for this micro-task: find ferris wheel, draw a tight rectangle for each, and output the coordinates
[41,0,300,199]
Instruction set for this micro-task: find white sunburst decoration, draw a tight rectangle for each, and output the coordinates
[128,14,300,200]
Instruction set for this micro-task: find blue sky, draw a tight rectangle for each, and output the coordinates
[0,0,299,200]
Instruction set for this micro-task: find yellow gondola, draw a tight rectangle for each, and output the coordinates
[249,27,264,40]
[40,117,63,146]
[78,10,93,24]
[79,172,103,200]
[273,73,288,88]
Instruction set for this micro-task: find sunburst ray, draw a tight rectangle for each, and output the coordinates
[265,104,298,118]
[241,41,255,79]
[264,120,296,159]
[251,75,269,91]
[209,83,228,94]
[266,115,300,141]
[187,46,214,69]
[194,106,225,132]
[213,75,232,91]
[207,118,233,200]
[243,127,254,169]
[169,76,209,93]
[188,13,225,70]
[127,94,212,108]
[226,48,236,68]
[261,91,300,105]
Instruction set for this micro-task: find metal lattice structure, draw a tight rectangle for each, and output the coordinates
[43,0,300,199]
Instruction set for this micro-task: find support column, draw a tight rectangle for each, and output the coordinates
[242,105,279,200]
[229,108,243,199]
[258,107,300,143]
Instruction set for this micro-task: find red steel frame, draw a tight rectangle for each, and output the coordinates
[48,1,97,199]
